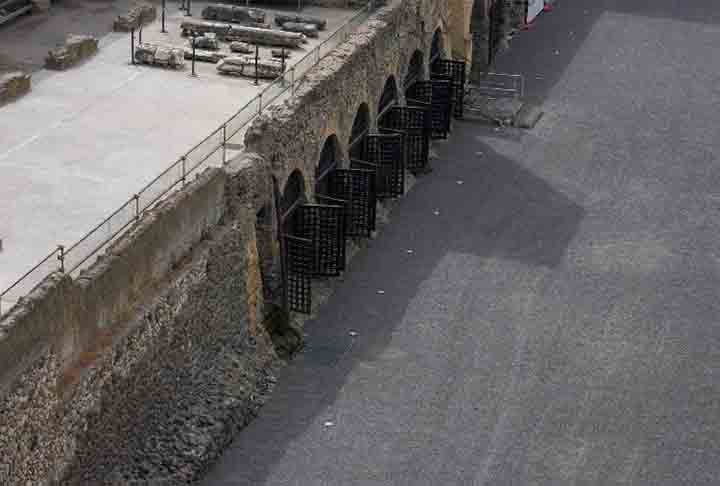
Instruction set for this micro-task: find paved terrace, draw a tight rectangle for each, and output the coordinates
[0,2,360,305]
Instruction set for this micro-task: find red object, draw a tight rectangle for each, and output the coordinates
[543,3,554,11]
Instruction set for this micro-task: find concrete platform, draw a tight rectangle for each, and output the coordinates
[0,2,359,303]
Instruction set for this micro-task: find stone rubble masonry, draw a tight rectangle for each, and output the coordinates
[0,166,278,485]
[244,0,449,195]
[45,35,99,71]
[0,0,458,484]
[112,3,157,32]
[0,71,31,105]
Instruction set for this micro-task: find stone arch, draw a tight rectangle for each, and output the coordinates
[315,134,342,196]
[430,27,444,64]
[378,75,399,118]
[348,102,371,160]
[280,169,306,234]
[404,50,426,92]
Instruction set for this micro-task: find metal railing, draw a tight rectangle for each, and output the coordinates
[0,3,376,317]
[469,72,525,99]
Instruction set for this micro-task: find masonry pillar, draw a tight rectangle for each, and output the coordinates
[31,0,51,13]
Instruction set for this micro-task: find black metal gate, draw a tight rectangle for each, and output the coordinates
[378,104,431,173]
[282,234,313,313]
[276,181,348,313]
[406,79,453,139]
[296,204,346,277]
[328,169,377,237]
[365,133,405,198]
[432,59,466,118]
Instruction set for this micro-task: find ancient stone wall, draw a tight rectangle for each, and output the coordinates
[245,0,450,198]
[0,166,278,485]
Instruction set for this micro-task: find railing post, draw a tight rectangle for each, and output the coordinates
[134,194,140,221]
[291,66,295,96]
[254,44,260,86]
[131,28,135,65]
[181,156,187,185]
[258,93,262,115]
[57,245,65,273]
[222,125,227,165]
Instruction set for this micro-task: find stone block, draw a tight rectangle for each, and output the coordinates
[280,22,319,38]
[113,3,157,32]
[190,32,219,50]
[216,56,283,79]
[0,71,31,104]
[273,13,327,30]
[230,41,253,54]
[201,3,266,25]
[45,34,99,70]
[183,47,227,63]
[134,43,184,69]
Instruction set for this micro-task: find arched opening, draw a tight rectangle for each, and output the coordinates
[430,28,444,66]
[378,76,399,122]
[348,103,370,161]
[315,135,342,196]
[280,170,306,235]
[404,50,425,92]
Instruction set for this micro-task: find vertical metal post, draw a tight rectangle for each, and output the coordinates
[258,93,262,115]
[134,194,140,221]
[131,29,135,64]
[280,47,286,83]
[186,0,191,16]
[222,125,227,165]
[191,32,197,76]
[291,66,295,96]
[254,44,259,86]
[138,26,143,44]
[181,156,187,185]
[57,245,65,273]
[161,0,167,33]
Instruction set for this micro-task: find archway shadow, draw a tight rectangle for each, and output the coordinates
[200,120,585,485]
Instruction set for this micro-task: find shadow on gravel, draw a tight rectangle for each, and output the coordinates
[201,120,585,485]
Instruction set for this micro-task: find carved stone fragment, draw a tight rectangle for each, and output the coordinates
[201,4,266,25]
[189,33,219,50]
[216,56,283,78]
[273,13,327,30]
[280,22,318,38]
[134,43,185,69]
[113,3,157,32]
[0,71,31,104]
[45,34,99,70]
[180,20,303,46]
[183,48,228,63]
[229,41,254,54]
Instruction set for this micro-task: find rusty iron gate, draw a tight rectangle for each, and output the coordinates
[432,59,466,118]
[406,78,454,139]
